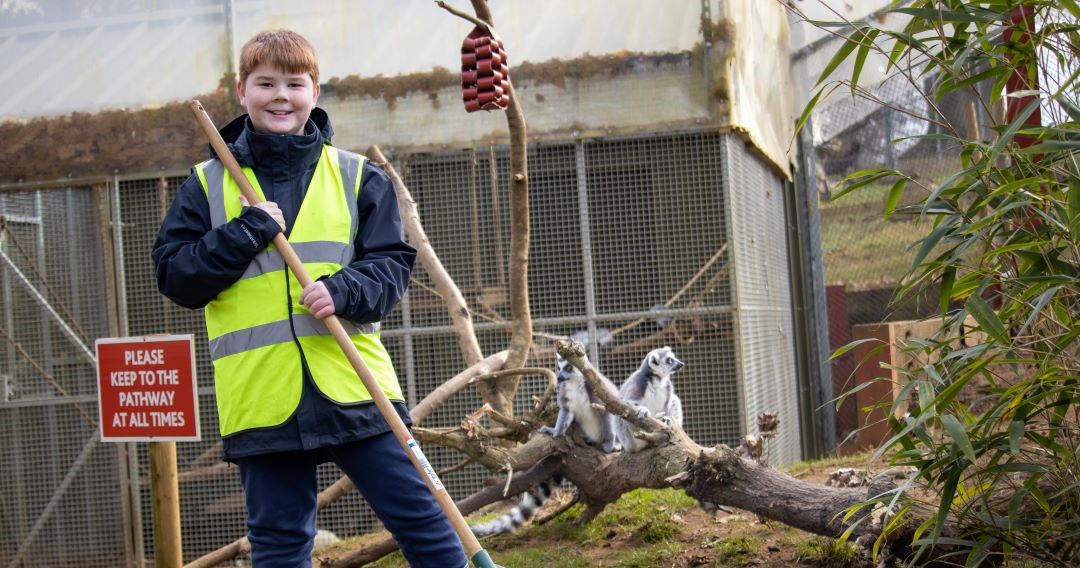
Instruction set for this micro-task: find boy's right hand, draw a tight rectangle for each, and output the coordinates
[239,195,285,232]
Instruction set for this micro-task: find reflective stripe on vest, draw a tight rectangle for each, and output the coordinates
[195,145,404,437]
[208,315,380,360]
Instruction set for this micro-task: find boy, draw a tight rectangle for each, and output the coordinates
[152,29,467,568]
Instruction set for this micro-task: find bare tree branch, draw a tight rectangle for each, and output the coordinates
[467,0,493,26]
[470,366,557,434]
[415,425,557,473]
[499,79,533,396]
[411,350,508,425]
[184,538,248,568]
[434,0,492,32]
[367,145,484,368]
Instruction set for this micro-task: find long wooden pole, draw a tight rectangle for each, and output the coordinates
[185,101,498,568]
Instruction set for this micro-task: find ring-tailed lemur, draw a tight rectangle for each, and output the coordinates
[538,354,618,453]
[612,346,685,453]
[468,475,562,538]
[470,349,620,538]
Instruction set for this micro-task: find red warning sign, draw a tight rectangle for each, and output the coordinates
[95,335,200,442]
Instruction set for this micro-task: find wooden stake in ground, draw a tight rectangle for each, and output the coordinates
[149,441,182,568]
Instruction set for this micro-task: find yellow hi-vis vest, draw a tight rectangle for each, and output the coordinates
[195,145,404,437]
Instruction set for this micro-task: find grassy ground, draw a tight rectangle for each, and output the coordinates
[819,183,930,286]
[314,453,881,568]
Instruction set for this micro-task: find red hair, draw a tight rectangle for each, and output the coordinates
[238,29,319,84]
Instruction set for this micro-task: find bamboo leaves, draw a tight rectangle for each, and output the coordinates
[792,0,1080,565]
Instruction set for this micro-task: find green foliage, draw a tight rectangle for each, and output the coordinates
[368,549,407,567]
[369,487,692,567]
[611,542,683,568]
[466,488,694,567]
[796,536,867,567]
[713,534,764,566]
[582,488,697,543]
[488,545,595,568]
[793,0,1080,566]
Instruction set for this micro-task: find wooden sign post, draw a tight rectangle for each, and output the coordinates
[96,335,199,568]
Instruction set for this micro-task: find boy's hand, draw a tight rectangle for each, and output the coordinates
[239,195,285,232]
[300,281,336,319]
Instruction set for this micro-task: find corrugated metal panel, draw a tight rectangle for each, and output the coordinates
[0,0,226,119]
[1,0,701,120]
[716,0,795,178]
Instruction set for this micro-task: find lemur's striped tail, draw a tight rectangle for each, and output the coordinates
[469,476,563,538]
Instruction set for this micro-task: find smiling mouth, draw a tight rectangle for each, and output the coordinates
[268,111,292,116]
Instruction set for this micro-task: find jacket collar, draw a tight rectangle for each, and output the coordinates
[209,107,334,176]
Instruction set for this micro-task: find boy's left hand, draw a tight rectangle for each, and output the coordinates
[300,281,336,319]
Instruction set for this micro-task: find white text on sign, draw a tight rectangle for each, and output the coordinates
[124,349,165,365]
[111,411,187,428]
[110,369,180,387]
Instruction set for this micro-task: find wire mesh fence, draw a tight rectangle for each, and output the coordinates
[398,132,757,462]
[813,72,975,443]
[724,136,801,466]
[0,128,798,565]
[0,187,125,567]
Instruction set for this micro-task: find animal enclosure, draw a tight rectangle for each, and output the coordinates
[0,129,798,565]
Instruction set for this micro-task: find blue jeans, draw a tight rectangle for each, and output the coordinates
[238,431,468,567]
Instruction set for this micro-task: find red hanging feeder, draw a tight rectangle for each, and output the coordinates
[461,26,510,113]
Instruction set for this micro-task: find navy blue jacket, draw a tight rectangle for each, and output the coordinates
[152,108,416,460]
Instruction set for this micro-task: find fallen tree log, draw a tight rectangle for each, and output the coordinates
[317,421,896,567]
[314,340,908,567]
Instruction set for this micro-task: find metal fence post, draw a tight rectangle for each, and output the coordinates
[574,140,600,363]
[111,175,146,566]
[97,180,142,568]
[792,124,837,458]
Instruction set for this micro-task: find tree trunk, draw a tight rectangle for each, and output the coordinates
[462,0,533,416]
[550,430,879,539]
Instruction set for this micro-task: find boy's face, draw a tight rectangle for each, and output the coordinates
[237,64,320,136]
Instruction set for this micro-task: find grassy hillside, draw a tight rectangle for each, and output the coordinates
[819,183,930,287]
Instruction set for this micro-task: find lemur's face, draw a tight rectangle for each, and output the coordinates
[555,355,577,382]
[647,347,684,376]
